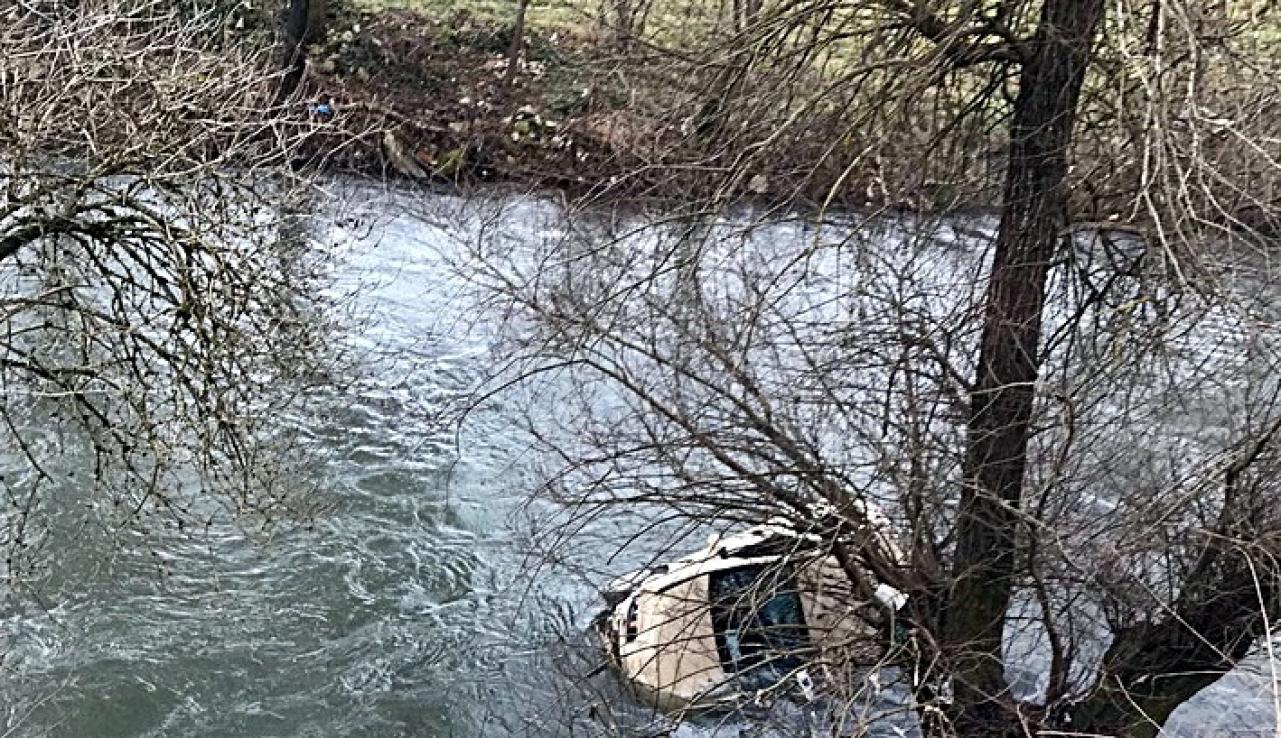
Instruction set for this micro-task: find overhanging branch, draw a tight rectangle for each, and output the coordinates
[883,0,1027,68]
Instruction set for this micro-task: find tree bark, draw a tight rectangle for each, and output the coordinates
[1065,433,1281,736]
[611,0,634,49]
[276,0,327,103]
[504,0,530,90]
[945,0,1107,732]
[1065,552,1272,736]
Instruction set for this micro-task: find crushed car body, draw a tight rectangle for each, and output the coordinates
[596,520,907,712]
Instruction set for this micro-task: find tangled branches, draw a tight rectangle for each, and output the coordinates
[0,0,351,585]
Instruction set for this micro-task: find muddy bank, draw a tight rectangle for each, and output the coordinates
[286,5,716,204]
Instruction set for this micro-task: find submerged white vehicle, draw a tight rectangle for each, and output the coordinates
[597,521,907,711]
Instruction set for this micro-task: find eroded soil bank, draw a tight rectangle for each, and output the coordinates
[284,3,729,204]
[272,0,960,211]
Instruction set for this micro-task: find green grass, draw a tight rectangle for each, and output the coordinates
[353,0,596,33]
[348,0,742,53]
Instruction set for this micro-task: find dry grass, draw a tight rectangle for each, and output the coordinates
[352,0,594,33]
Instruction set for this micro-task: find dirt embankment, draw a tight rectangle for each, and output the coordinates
[288,5,706,203]
[276,2,1281,235]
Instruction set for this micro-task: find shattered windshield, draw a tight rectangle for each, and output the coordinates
[708,564,809,691]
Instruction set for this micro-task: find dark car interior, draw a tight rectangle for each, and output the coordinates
[708,564,810,691]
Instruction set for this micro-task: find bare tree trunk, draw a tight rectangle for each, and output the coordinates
[1065,432,1281,735]
[276,0,327,103]
[504,0,530,91]
[611,0,633,49]
[946,0,1106,732]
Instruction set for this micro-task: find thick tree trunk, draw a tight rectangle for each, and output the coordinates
[611,0,634,49]
[504,0,530,90]
[945,0,1106,732]
[1065,536,1278,735]
[276,0,327,103]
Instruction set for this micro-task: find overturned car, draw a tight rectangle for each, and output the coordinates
[596,521,907,711]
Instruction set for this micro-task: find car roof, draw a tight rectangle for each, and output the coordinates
[631,524,825,595]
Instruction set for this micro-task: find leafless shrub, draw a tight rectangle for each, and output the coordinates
[0,0,356,587]
[459,0,1281,734]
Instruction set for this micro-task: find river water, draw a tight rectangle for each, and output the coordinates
[0,187,1277,737]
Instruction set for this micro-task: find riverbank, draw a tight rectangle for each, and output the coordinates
[278,1,1281,232]
[279,0,978,211]
[285,2,693,203]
